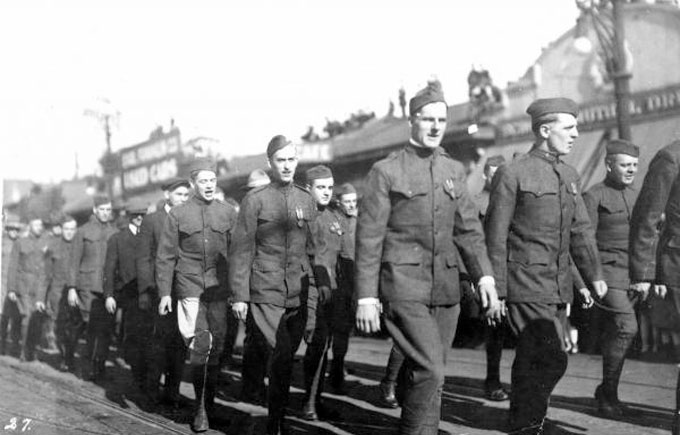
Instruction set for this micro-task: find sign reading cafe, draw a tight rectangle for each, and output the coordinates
[119,130,182,194]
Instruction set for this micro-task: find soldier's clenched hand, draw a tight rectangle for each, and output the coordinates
[577,287,594,308]
[356,303,381,333]
[105,297,117,314]
[479,281,502,325]
[592,280,608,299]
[35,301,46,312]
[8,292,17,302]
[654,284,668,298]
[158,295,173,316]
[67,288,80,308]
[232,302,248,321]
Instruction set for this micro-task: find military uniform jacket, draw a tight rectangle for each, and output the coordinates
[2,236,14,295]
[485,148,602,303]
[630,140,680,286]
[104,226,139,300]
[355,144,493,305]
[68,216,117,294]
[156,196,237,300]
[338,211,356,262]
[136,207,167,296]
[7,233,49,313]
[313,207,344,290]
[228,182,318,308]
[45,237,75,298]
[583,178,638,290]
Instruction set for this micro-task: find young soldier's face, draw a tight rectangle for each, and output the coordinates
[93,203,112,223]
[192,170,217,202]
[61,220,77,242]
[28,219,43,237]
[607,153,638,186]
[544,113,578,156]
[339,193,358,217]
[166,185,190,207]
[309,177,334,207]
[269,145,298,184]
[410,102,448,149]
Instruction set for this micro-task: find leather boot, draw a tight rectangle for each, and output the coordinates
[379,381,399,408]
[191,364,209,433]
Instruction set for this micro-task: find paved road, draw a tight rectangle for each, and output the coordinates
[0,337,675,434]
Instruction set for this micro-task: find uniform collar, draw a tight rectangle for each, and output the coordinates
[191,195,213,206]
[406,140,442,157]
[272,180,294,191]
[604,176,631,191]
[88,214,110,227]
[529,147,561,164]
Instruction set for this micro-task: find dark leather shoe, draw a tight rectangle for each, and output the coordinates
[191,406,209,432]
[379,381,399,408]
[485,386,510,401]
[301,402,319,421]
[595,385,622,418]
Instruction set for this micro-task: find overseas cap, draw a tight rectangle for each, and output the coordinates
[526,97,578,120]
[305,165,333,182]
[246,169,271,188]
[335,183,357,197]
[267,135,293,158]
[161,177,190,191]
[409,80,447,117]
[125,199,148,215]
[188,157,217,175]
[606,139,640,157]
[93,194,111,207]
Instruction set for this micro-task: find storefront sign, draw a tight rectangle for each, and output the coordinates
[497,85,680,142]
[118,130,182,194]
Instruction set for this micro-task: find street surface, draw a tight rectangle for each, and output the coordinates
[0,336,674,434]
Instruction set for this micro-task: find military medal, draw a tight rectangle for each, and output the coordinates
[444,178,456,199]
[296,206,304,228]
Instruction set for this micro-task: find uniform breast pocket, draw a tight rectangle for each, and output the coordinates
[178,221,203,253]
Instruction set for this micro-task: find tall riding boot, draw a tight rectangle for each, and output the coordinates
[597,333,633,417]
[191,364,209,432]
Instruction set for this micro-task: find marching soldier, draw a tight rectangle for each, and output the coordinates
[485,98,606,434]
[474,154,510,401]
[355,81,500,435]
[5,215,49,361]
[156,158,238,432]
[582,139,640,417]
[629,140,680,435]
[136,177,190,406]
[0,220,23,357]
[229,135,318,435]
[67,195,117,381]
[45,215,78,371]
[103,200,147,392]
[302,165,342,421]
[328,182,358,393]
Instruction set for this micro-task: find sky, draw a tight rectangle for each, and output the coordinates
[0,0,581,184]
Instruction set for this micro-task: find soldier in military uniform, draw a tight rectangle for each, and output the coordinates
[629,140,680,434]
[0,220,23,357]
[229,135,318,435]
[103,201,147,391]
[485,98,606,435]
[581,139,640,417]
[474,154,511,401]
[355,82,500,435]
[5,215,49,361]
[328,182,358,393]
[45,215,78,371]
[67,195,117,380]
[156,158,237,432]
[301,165,342,421]
[136,177,190,406]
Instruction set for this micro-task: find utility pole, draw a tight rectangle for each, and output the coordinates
[611,0,632,141]
[84,98,119,201]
